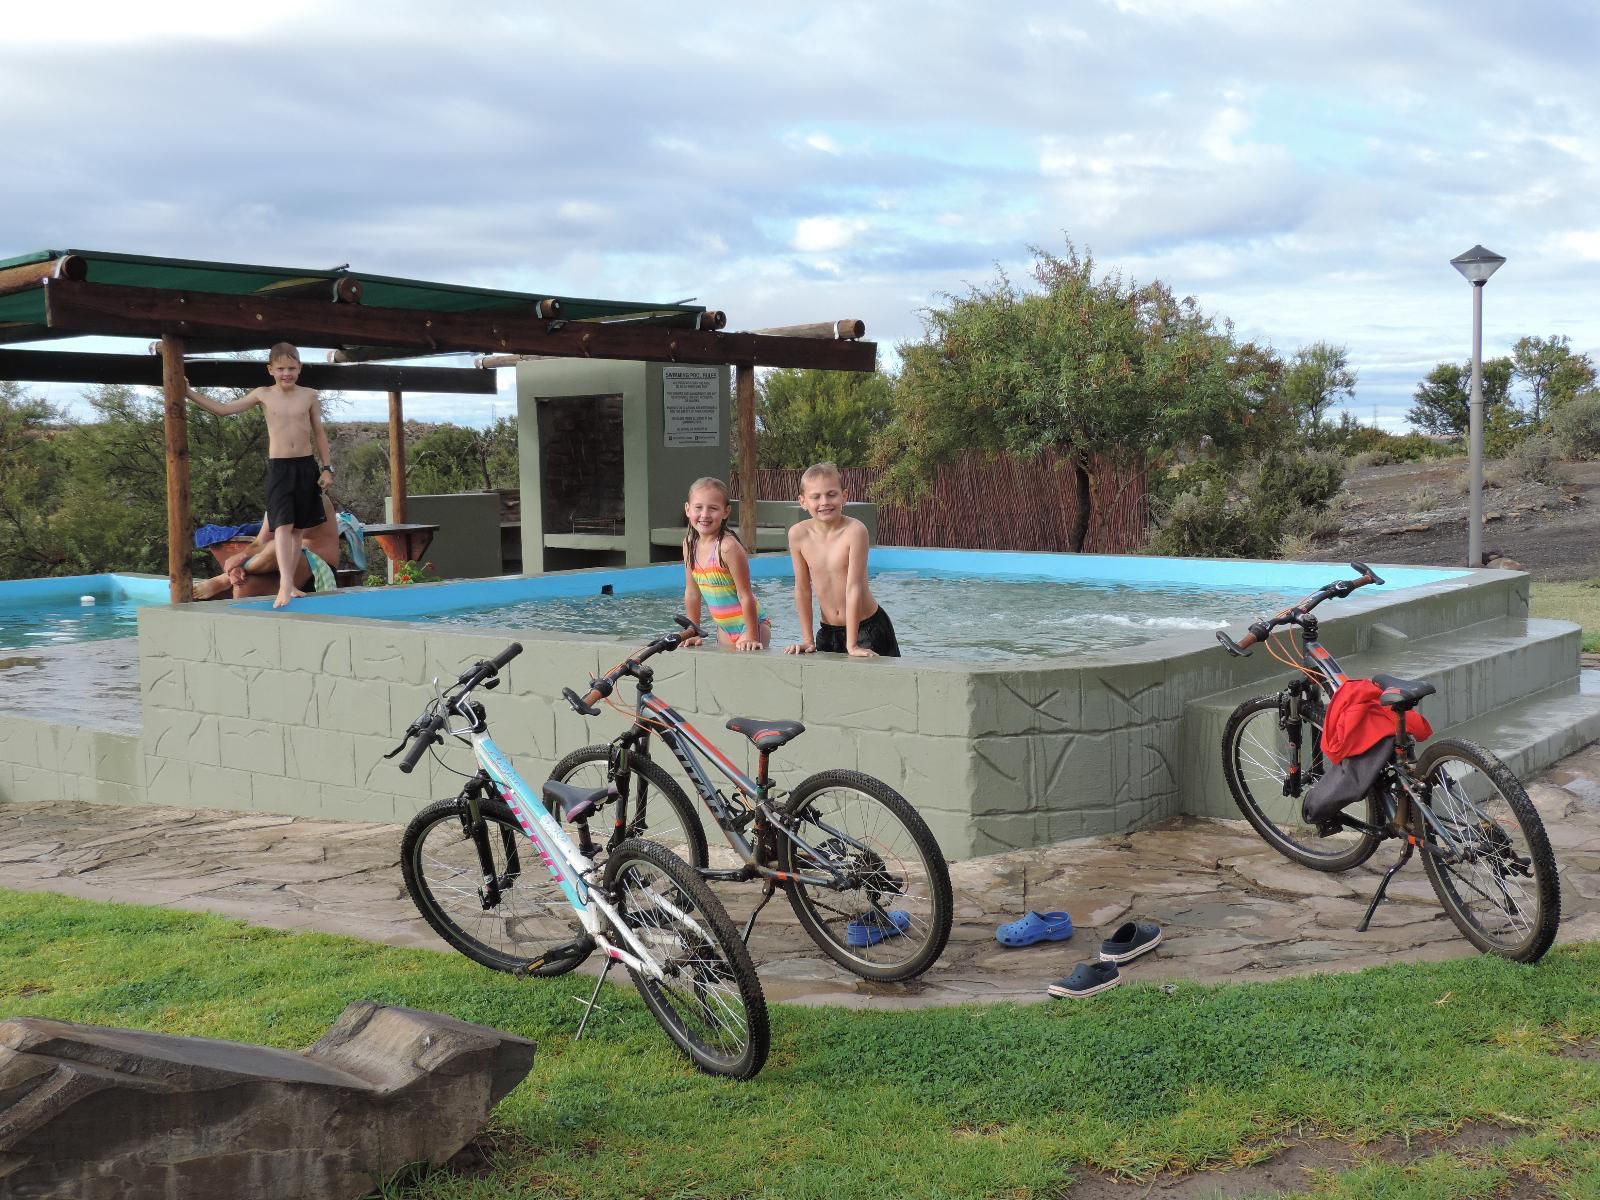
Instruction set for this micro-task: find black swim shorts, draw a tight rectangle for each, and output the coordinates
[264,456,326,531]
[816,605,901,657]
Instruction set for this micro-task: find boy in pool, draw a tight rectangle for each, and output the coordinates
[784,462,900,658]
[185,342,331,608]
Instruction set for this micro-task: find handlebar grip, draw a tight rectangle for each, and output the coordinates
[674,614,706,641]
[563,687,601,717]
[490,642,523,670]
[398,717,440,774]
[1216,629,1255,657]
[1350,561,1385,587]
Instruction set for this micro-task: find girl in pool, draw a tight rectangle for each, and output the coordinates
[682,477,770,651]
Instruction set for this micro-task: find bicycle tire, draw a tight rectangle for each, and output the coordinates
[549,744,709,869]
[603,837,769,1080]
[1413,738,1560,963]
[401,796,593,977]
[1221,693,1382,872]
[779,769,953,982]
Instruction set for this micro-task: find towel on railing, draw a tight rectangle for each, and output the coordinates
[336,512,367,570]
[194,521,262,549]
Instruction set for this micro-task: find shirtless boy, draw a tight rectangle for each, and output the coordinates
[784,462,900,657]
[186,343,332,608]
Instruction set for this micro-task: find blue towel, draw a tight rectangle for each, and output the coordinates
[194,521,262,549]
[336,512,367,570]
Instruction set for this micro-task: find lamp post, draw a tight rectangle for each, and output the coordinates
[1450,244,1506,568]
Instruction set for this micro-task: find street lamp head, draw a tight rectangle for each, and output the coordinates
[1451,244,1506,285]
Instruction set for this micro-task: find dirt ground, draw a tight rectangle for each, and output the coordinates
[1321,456,1600,582]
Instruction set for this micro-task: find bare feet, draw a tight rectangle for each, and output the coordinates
[273,586,307,608]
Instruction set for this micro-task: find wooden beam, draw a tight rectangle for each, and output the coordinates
[0,348,497,393]
[160,336,192,604]
[750,319,865,340]
[736,363,757,550]
[0,254,86,298]
[255,275,364,304]
[43,279,878,372]
[388,390,407,525]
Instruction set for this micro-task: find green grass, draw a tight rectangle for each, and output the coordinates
[1531,580,1600,652]
[4,888,1600,1199]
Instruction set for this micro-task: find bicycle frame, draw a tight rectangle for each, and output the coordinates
[451,718,672,982]
[599,688,858,893]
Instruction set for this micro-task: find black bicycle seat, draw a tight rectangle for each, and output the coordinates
[725,717,805,752]
[542,778,606,822]
[1371,672,1436,708]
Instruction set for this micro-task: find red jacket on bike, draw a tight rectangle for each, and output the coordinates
[1321,679,1433,763]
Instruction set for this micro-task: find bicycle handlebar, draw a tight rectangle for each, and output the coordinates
[1215,562,1385,658]
[563,615,706,715]
[388,642,523,772]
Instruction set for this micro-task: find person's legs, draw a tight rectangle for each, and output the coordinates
[271,523,305,607]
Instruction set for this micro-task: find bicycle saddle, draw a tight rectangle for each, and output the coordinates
[725,717,805,752]
[542,778,605,822]
[1371,672,1436,708]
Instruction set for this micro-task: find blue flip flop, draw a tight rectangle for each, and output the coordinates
[847,909,911,947]
[995,911,1074,947]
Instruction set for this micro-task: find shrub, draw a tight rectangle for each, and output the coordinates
[1349,449,1394,468]
[1509,433,1565,486]
[1552,392,1600,459]
[1149,448,1346,559]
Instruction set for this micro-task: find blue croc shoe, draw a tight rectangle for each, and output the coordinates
[995,911,1075,947]
[1099,920,1162,964]
[847,909,911,947]
[1047,960,1120,998]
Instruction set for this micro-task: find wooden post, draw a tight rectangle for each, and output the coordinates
[388,390,407,524]
[736,363,757,550]
[160,335,192,603]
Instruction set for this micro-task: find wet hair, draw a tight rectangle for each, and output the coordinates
[800,461,843,489]
[267,342,302,365]
[683,476,742,560]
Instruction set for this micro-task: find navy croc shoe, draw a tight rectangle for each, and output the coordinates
[1099,920,1162,964]
[1047,960,1120,998]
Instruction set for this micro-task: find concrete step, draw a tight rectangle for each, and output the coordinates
[1180,615,1587,819]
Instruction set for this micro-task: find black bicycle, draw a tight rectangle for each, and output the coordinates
[546,617,954,982]
[1217,562,1560,963]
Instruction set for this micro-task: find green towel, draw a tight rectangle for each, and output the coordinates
[303,548,338,593]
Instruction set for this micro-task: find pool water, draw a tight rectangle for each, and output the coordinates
[425,570,1307,662]
[0,575,168,653]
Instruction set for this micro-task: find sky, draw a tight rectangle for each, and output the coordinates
[5,0,1598,429]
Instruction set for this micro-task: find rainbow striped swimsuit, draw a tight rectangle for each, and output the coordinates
[690,543,766,638]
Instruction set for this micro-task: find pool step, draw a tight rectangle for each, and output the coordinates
[1180,615,1588,819]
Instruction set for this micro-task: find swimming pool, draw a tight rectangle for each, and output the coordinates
[256,548,1470,663]
[0,574,170,653]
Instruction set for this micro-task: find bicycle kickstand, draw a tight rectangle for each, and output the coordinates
[574,957,616,1040]
[1357,840,1415,932]
[740,880,778,945]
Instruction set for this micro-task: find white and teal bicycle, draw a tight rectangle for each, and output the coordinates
[388,643,769,1079]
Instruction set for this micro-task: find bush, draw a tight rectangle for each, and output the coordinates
[1552,392,1600,459]
[1349,449,1393,468]
[1149,448,1347,559]
[1509,433,1565,486]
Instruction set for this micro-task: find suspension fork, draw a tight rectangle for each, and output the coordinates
[1278,678,1320,798]
[598,723,655,856]
[459,772,518,908]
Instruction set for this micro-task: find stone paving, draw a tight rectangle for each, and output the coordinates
[3,740,1598,1009]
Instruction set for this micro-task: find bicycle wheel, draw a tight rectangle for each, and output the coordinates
[549,744,708,869]
[1221,693,1382,872]
[1414,738,1560,963]
[779,769,953,982]
[603,838,769,1080]
[401,796,593,977]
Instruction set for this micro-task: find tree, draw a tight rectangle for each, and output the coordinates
[1406,357,1513,437]
[1511,335,1597,422]
[1283,341,1356,434]
[881,241,1266,551]
[0,382,70,578]
[754,368,894,468]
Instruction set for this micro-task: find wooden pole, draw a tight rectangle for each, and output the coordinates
[736,363,757,549]
[160,335,192,603]
[388,390,407,524]
[750,319,865,340]
[0,254,86,298]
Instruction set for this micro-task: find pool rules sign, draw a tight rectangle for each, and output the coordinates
[662,366,721,447]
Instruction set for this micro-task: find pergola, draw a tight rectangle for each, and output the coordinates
[0,249,875,599]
